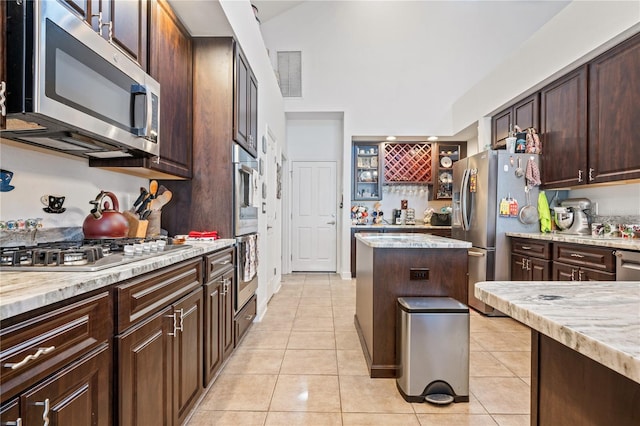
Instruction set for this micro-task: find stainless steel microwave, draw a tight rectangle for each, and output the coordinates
[3,0,160,159]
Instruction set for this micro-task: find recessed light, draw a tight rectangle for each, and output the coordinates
[386,136,397,141]
[427,136,438,141]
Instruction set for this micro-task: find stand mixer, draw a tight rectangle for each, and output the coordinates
[553,198,592,235]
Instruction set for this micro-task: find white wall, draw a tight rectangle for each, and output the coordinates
[219,0,287,318]
[452,1,640,132]
[0,139,147,229]
[569,183,640,217]
[261,0,569,135]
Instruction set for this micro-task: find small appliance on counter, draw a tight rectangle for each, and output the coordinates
[430,212,451,226]
[405,209,416,225]
[553,198,592,235]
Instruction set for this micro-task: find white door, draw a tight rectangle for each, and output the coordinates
[291,161,337,272]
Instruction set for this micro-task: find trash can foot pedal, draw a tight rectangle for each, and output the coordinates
[425,393,454,405]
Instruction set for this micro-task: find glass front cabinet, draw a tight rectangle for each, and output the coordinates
[353,143,382,201]
[434,142,465,199]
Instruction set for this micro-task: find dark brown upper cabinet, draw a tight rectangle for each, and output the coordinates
[90,0,193,179]
[234,46,259,158]
[60,0,148,69]
[491,93,539,149]
[588,33,640,184]
[540,66,588,189]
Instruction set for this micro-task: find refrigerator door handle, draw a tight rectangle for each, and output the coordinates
[461,168,471,231]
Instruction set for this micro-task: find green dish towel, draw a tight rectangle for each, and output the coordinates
[538,191,552,233]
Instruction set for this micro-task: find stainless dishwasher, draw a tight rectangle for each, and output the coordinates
[614,250,640,281]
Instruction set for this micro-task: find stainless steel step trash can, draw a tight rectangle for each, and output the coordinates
[396,297,469,404]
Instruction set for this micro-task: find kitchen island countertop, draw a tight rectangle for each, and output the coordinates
[0,239,236,321]
[351,223,451,230]
[507,231,640,251]
[355,232,470,249]
[475,280,640,384]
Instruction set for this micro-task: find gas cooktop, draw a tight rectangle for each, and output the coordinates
[0,238,190,272]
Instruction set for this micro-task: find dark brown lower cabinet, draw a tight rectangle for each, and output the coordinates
[511,254,551,281]
[235,294,257,346]
[0,343,112,426]
[116,259,204,426]
[532,331,640,425]
[117,306,173,426]
[204,266,235,385]
[552,262,615,281]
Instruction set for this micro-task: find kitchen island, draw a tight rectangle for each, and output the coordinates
[354,233,471,378]
[476,281,640,426]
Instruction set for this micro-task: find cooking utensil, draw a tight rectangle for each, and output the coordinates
[515,158,524,178]
[519,187,538,224]
[83,191,129,238]
[149,180,158,198]
[132,187,148,209]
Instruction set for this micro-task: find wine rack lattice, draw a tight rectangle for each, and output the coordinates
[384,143,432,183]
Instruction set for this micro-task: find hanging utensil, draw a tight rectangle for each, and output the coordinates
[515,158,524,178]
[519,186,538,224]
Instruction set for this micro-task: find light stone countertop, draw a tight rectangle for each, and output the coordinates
[0,239,236,321]
[352,223,451,230]
[355,232,471,249]
[507,232,640,251]
[475,281,640,384]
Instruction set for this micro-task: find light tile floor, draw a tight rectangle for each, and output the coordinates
[187,273,531,426]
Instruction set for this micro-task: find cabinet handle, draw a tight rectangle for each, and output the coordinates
[99,20,113,42]
[578,270,584,281]
[571,269,576,281]
[521,246,531,250]
[166,310,183,336]
[521,258,527,270]
[527,259,531,271]
[220,278,230,295]
[3,418,22,426]
[91,12,103,33]
[245,314,254,321]
[570,253,585,258]
[3,346,55,370]
[588,168,594,182]
[578,170,583,183]
[35,399,50,426]
[0,81,6,117]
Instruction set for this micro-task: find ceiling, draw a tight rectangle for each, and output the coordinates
[252,1,305,23]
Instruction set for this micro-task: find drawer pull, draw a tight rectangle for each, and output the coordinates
[521,246,532,250]
[570,253,585,258]
[3,346,56,370]
[35,398,50,426]
[3,418,22,426]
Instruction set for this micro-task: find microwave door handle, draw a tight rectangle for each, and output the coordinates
[131,84,148,137]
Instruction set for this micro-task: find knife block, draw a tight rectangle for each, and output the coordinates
[124,210,148,238]
[146,210,161,238]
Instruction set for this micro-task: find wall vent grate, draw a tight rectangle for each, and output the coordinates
[277,51,302,97]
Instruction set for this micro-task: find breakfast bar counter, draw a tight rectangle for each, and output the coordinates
[354,233,471,378]
[476,281,640,426]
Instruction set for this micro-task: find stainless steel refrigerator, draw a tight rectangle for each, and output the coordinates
[452,150,540,315]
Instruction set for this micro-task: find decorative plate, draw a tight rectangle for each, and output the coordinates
[439,172,453,183]
[440,156,453,168]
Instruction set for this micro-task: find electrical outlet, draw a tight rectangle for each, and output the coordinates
[409,268,430,280]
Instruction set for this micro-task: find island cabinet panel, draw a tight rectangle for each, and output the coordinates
[540,66,588,188]
[588,33,640,184]
[532,331,640,426]
[354,242,468,378]
[350,228,383,277]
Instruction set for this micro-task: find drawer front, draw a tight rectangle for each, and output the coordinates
[234,295,256,347]
[553,243,615,272]
[205,248,234,282]
[115,258,202,333]
[512,238,552,259]
[0,292,111,401]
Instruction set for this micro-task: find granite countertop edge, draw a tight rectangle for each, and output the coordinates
[355,232,471,249]
[507,232,640,251]
[352,224,451,229]
[0,239,236,321]
[475,281,640,384]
